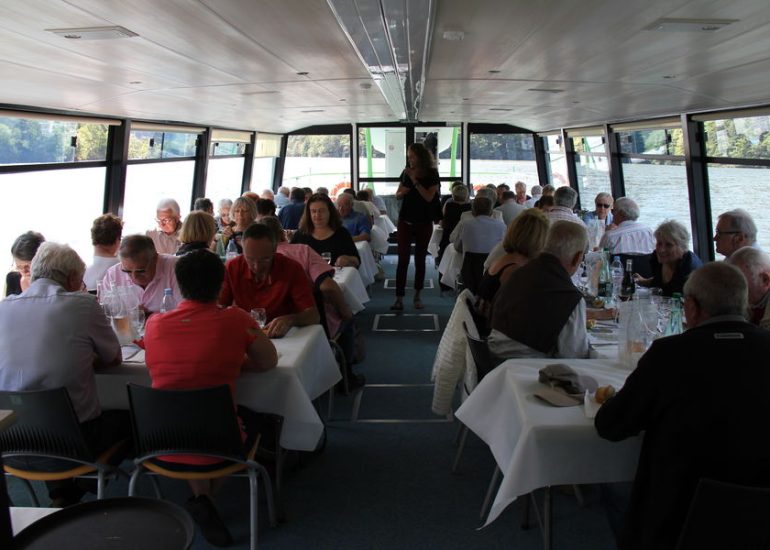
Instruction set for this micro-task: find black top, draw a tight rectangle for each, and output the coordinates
[175,242,210,256]
[5,271,21,297]
[439,202,472,254]
[398,168,441,224]
[649,250,703,296]
[291,228,359,266]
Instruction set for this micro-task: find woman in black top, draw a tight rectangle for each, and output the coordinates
[392,143,441,311]
[5,231,45,297]
[176,211,217,256]
[291,193,360,267]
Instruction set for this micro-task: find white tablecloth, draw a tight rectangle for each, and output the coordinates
[10,507,58,535]
[355,241,377,287]
[437,245,462,289]
[334,266,369,315]
[369,224,390,255]
[456,357,641,526]
[374,215,396,235]
[427,225,443,258]
[98,325,340,452]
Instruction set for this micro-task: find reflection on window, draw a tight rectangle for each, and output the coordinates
[576,154,611,204]
[704,115,770,159]
[573,135,605,155]
[251,157,276,192]
[470,133,537,193]
[416,127,463,184]
[206,157,245,215]
[211,142,247,156]
[358,127,405,197]
[283,134,351,195]
[621,160,692,250]
[128,131,198,160]
[707,163,770,255]
[544,135,569,187]
[618,128,684,156]
[0,116,108,165]
[122,162,194,236]
[0,167,105,264]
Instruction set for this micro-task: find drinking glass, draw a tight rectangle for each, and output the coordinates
[250,308,267,329]
[321,252,332,265]
[130,307,146,339]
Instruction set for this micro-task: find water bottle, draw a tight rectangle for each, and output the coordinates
[225,239,239,261]
[611,256,623,297]
[160,288,176,313]
[215,235,226,259]
[664,293,684,336]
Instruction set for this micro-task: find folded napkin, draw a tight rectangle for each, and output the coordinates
[121,344,145,363]
[534,364,598,407]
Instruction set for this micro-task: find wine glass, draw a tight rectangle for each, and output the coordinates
[578,260,589,294]
[130,307,146,339]
[250,308,267,329]
[321,252,332,265]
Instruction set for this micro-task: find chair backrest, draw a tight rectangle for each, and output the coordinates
[460,252,489,295]
[0,388,93,461]
[617,253,653,279]
[464,296,489,340]
[462,321,499,383]
[127,384,246,461]
[676,478,770,549]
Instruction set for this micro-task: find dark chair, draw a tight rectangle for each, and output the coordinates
[0,388,126,506]
[464,296,490,339]
[676,478,770,549]
[459,251,489,295]
[126,384,276,550]
[617,253,653,279]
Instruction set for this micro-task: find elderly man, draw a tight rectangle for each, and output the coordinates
[274,186,291,208]
[495,190,527,226]
[277,187,307,230]
[598,197,655,254]
[84,213,123,291]
[547,186,585,226]
[595,262,770,550]
[495,183,510,207]
[455,196,506,294]
[526,185,543,208]
[260,188,275,201]
[450,187,504,243]
[219,223,319,338]
[337,193,372,242]
[215,198,233,231]
[146,198,182,255]
[193,197,214,214]
[102,235,181,314]
[514,181,530,205]
[728,246,770,329]
[489,221,593,359]
[0,242,126,506]
[714,208,758,259]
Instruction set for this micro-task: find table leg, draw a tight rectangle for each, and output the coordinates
[543,486,552,550]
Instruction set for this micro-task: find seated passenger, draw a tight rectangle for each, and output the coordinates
[494,183,509,207]
[0,242,126,507]
[595,262,770,550]
[5,231,45,297]
[146,198,182,255]
[256,198,276,220]
[495,190,527,226]
[488,221,592,359]
[476,209,549,320]
[277,187,307,230]
[547,186,585,226]
[369,187,388,214]
[728,246,770,329]
[525,185,543,208]
[598,197,655,254]
[274,186,291,208]
[636,220,702,297]
[582,192,614,249]
[214,198,233,231]
[514,181,530,205]
[291,193,360,268]
[454,197,506,255]
[714,208,758,259]
[260,188,275,201]
[449,187,503,243]
[220,223,320,338]
[193,197,214,215]
[221,196,257,253]
[102,235,181,314]
[176,211,217,256]
[84,214,122,291]
[315,186,329,196]
[337,193,371,242]
[438,184,471,268]
[142,249,277,546]
[356,189,381,220]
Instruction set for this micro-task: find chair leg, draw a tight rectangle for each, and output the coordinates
[480,465,501,521]
[452,419,463,446]
[248,469,258,550]
[326,387,334,420]
[451,425,469,473]
[128,468,141,496]
[350,389,363,422]
[97,469,106,499]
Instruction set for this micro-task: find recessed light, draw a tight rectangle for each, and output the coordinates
[643,18,738,32]
[360,82,372,90]
[296,71,309,76]
[301,109,325,113]
[339,98,347,102]
[46,26,138,40]
[662,75,677,79]
[129,81,142,85]
[527,88,565,94]
[442,30,465,41]
[489,108,512,111]
[488,70,500,74]
[462,98,470,101]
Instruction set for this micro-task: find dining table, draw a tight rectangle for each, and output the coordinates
[333,266,369,315]
[354,241,377,287]
[97,324,340,452]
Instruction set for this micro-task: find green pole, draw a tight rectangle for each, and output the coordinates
[365,128,373,182]
[449,127,459,178]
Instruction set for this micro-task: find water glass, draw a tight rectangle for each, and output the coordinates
[250,308,267,329]
[321,252,332,265]
[130,307,146,339]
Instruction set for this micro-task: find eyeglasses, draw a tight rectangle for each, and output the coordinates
[120,264,151,276]
[596,204,611,209]
[714,230,740,238]
[155,217,177,225]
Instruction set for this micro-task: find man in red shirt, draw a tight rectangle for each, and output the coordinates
[219,223,320,338]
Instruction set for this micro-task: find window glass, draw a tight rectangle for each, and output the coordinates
[575,154,611,204]
[544,135,569,187]
[211,142,247,156]
[0,116,108,165]
[704,116,770,159]
[0,167,105,266]
[358,127,405,196]
[416,126,463,193]
[128,131,198,160]
[573,135,605,154]
[617,128,684,156]
[251,157,276,191]
[205,157,245,215]
[621,160,693,250]
[122,161,194,236]
[283,134,351,196]
[470,133,537,194]
[707,163,770,255]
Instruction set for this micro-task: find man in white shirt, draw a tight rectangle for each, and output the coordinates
[526,185,543,208]
[599,197,655,254]
[727,246,770,330]
[450,187,504,243]
[84,213,122,291]
[547,186,585,226]
[495,190,527,226]
[146,198,181,255]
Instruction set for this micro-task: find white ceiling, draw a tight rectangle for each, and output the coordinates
[0,0,769,133]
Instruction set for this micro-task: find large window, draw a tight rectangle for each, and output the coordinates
[571,132,611,202]
[122,162,195,236]
[283,132,351,195]
[470,133,537,194]
[416,126,463,194]
[206,157,245,212]
[128,128,199,160]
[543,134,569,188]
[252,133,281,192]
[358,127,405,197]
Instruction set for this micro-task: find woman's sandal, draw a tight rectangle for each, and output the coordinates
[413,297,425,310]
[390,300,404,311]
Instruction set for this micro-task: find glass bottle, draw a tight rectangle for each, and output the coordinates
[664,292,684,336]
[597,248,612,298]
[225,239,239,261]
[620,259,636,301]
[160,288,176,313]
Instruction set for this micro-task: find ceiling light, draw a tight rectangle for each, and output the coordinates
[488,70,500,74]
[489,108,512,111]
[528,88,565,94]
[46,26,138,40]
[643,18,738,32]
[301,109,325,113]
[296,71,309,76]
[328,0,436,121]
[442,30,464,41]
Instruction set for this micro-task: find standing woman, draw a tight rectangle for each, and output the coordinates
[392,143,440,311]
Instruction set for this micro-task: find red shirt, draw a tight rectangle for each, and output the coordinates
[218,253,316,321]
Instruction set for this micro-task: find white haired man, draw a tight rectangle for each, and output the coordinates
[514,181,530,205]
[595,262,770,550]
[728,246,770,329]
[714,208,758,259]
[598,197,655,254]
[547,186,585,226]
[274,186,291,208]
[489,221,593,359]
[450,187,503,243]
[0,242,127,506]
[146,198,182,255]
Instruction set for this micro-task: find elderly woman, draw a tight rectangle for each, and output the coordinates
[176,211,218,255]
[215,198,233,231]
[291,193,360,268]
[637,220,702,296]
[146,198,182,255]
[221,196,257,253]
[476,209,549,320]
[5,231,45,296]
